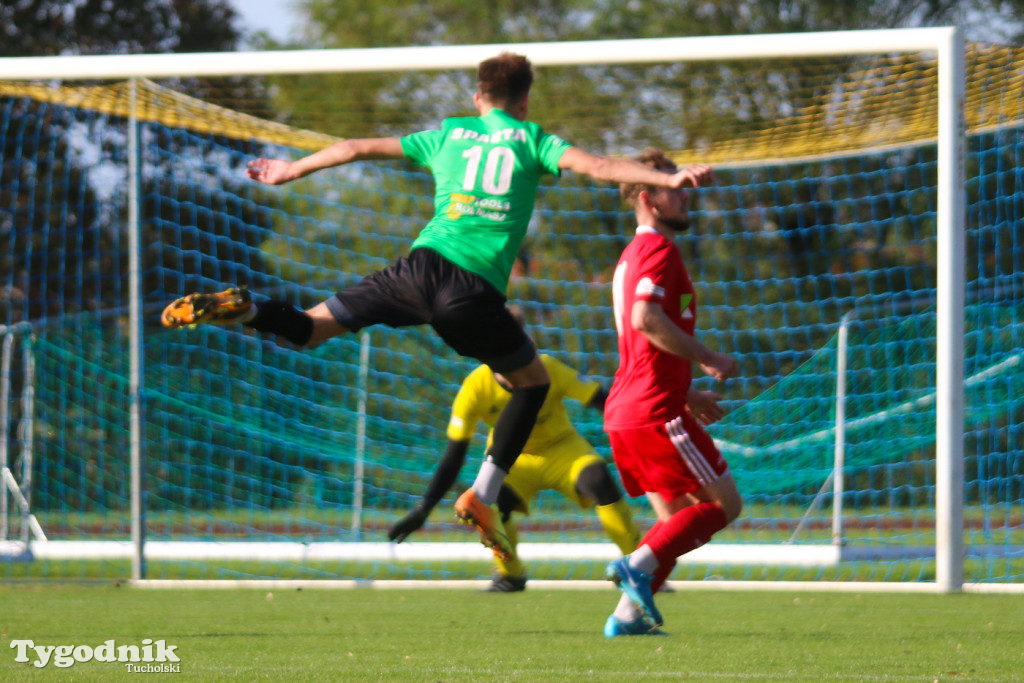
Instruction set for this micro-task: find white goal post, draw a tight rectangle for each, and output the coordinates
[0,28,968,591]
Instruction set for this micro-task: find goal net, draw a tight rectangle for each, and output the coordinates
[1,31,1020,587]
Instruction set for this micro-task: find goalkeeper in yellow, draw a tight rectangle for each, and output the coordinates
[388,310,640,591]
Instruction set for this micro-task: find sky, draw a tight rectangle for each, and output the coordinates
[226,0,301,46]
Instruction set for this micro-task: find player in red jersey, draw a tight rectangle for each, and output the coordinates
[602,148,741,637]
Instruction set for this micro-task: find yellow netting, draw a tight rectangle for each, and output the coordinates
[0,44,1021,162]
[683,44,1024,164]
[0,78,337,151]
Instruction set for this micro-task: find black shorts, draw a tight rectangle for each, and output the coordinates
[326,248,536,373]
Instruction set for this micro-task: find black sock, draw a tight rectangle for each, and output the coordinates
[247,300,314,346]
[486,383,549,472]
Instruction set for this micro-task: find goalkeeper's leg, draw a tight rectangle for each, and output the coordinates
[485,486,528,591]
[488,519,527,592]
[575,462,641,555]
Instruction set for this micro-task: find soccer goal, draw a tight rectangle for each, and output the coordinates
[1,29,1021,591]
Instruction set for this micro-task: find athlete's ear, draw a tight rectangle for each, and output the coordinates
[473,91,484,112]
[638,189,654,210]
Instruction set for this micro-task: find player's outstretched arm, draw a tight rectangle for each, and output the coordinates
[388,438,470,543]
[669,163,715,189]
[557,147,714,189]
[248,137,405,186]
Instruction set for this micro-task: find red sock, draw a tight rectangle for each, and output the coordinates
[639,519,663,547]
[645,501,728,567]
[651,559,676,593]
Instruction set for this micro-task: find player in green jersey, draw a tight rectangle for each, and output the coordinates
[162,52,712,559]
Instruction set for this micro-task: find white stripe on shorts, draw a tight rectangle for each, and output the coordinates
[665,416,717,486]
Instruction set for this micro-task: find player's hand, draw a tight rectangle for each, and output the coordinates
[670,163,715,189]
[686,389,725,426]
[387,502,431,543]
[700,351,737,382]
[247,158,299,185]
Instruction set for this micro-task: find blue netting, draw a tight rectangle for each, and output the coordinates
[1,86,1021,583]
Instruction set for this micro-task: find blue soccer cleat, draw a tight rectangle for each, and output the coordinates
[605,557,663,627]
[603,614,666,637]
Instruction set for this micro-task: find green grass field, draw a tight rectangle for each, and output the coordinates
[1,583,1021,681]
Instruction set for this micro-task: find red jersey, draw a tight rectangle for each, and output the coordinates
[605,226,697,430]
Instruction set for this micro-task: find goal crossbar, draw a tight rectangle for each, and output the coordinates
[0,28,961,80]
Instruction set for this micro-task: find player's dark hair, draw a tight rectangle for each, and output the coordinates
[477,52,534,106]
[620,147,679,207]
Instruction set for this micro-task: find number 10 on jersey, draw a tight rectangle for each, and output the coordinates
[462,146,515,194]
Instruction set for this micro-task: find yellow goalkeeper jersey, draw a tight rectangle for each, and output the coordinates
[446,354,600,453]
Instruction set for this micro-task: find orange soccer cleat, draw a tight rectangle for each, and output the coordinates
[454,489,515,562]
[161,287,252,329]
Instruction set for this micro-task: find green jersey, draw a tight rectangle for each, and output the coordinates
[400,109,571,292]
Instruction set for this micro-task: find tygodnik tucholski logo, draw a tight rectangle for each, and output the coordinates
[10,638,180,672]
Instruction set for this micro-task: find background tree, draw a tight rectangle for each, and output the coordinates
[0,0,266,326]
[0,0,288,512]
[263,0,1023,143]
[0,0,242,56]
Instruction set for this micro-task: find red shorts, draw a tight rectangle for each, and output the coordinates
[608,413,729,501]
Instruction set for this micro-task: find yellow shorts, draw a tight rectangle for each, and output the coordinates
[502,433,606,513]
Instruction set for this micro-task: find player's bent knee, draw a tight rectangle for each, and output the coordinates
[705,473,743,524]
[574,463,622,507]
[304,301,350,348]
[720,489,743,524]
